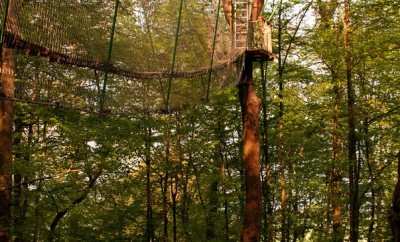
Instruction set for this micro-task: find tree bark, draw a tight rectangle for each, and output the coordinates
[0,2,16,239]
[366,124,375,242]
[391,152,400,242]
[260,61,273,242]
[277,1,288,241]
[13,118,32,242]
[162,131,170,242]
[171,175,178,242]
[145,126,154,242]
[48,172,101,241]
[343,1,359,241]
[239,55,262,242]
[206,175,218,241]
[330,83,344,242]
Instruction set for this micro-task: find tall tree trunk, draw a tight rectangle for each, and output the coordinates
[365,122,375,242]
[206,174,218,241]
[224,185,229,242]
[13,119,32,242]
[171,175,178,242]
[33,122,48,242]
[343,1,359,241]
[12,116,24,237]
[0,1,16,238]
[277,1,288,241]
[217,117,229,242]
[145,126,154,242]
[237,123,245,225]
[260,61,273,242]
[330,79,344,242]
[162,130,170,242]
[181,167,190,240]
[391,152,400,242]
[239,54,262,242]
[177,115,190,240]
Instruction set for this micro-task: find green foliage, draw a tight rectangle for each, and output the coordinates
[6,0,399,241]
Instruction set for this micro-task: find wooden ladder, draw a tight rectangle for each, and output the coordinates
[234,0,249,49]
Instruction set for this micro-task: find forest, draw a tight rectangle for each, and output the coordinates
[0,0,399,241]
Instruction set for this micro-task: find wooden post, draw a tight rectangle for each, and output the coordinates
[239,54,262,242]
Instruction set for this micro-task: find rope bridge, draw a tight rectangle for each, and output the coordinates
[0,0,243,115]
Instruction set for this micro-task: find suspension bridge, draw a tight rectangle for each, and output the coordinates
[0,0,273,241]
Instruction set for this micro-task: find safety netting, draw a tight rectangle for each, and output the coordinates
[1,0,243,114]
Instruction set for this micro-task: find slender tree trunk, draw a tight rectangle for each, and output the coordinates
[330,81,344,242]
[260,61,273,242]
[237,123,245,225]
[224,188,229,242]
[33,123,47,242]
[217,117,229,242]
[171,175,178,242]
[145,126,154,242]
[239,54,262,242]
[48,172,101,241]
[206,175,218,241]
[366,124,375,242]
[391,152,400,242]
[12,117,24,237]
[0,4,16,239]
[277,1,288,241]
[181,167,190,240]
[343,1,359,241]
[13,119,32,242]
[177,116,190,240]
[162,130,170,242]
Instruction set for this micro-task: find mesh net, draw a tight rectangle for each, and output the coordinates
[1,0,243,114]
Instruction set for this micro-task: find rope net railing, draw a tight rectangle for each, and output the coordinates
[1,0,238,76]
[10,54,240,116]
[0,0,244,114]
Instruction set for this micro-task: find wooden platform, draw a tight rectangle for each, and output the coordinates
[245,48,275,61]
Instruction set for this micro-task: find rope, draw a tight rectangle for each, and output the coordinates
[0,96,180,118]
[206,0,222,102]
[3,32,242,80]
[100,0,120,112]
[166,0,185,112]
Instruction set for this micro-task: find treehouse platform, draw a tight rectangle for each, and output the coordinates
[244,48,275,61]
